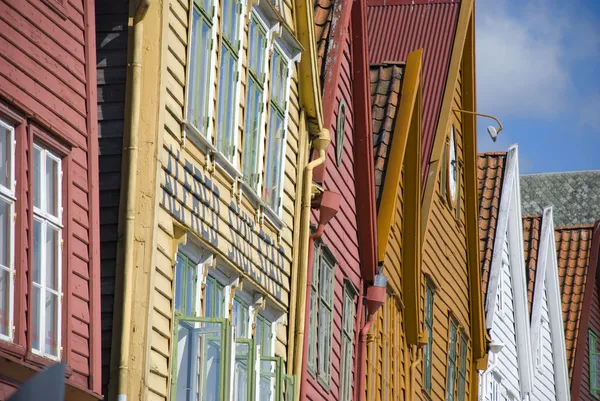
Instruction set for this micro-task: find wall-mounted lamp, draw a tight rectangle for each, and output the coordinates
[453,109,504,142]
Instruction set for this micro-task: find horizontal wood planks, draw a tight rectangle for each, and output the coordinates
[0,0,99,395]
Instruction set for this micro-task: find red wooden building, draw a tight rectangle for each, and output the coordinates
[0,0,101,399]
[297,0,379,400]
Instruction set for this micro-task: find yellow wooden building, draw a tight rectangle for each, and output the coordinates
[365,1,487,400]
[101,0,326,400]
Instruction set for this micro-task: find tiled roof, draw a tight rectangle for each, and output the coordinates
[522,216,542,316]
[555,225,593,382]
[521,171,600,226]
[367,1,460,189]
[370,63,405,207]
[477,152,507,296]
[314,0,335,84]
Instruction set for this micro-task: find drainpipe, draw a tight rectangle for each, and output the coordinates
[356,274,388,401]
[408,345,422,399]
[113,1,150,400]
[293,128,330,400]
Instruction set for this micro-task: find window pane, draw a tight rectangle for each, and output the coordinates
[204,277,214,318]
[0,124,11,190]
[175,255,185,313]
[0,198,10,268]
[32,285,41,351]
[33,220,42,284]
[34,147,42,209]
[260,360,277,401]
[0,267,10,337]
[215,284,223,318]
[176,321,223,401]
[45,292,59,356]
[243,80,261,187]
[263,112,284,209]
[186,262,195,316]
[188,12,211,135]
[232,298,248,338]
[318,307,331,375]
[233,342,249,401]
[46,225,59,291]
[271,51,287,108]
[46,156,59,217]
[217,48,236,159]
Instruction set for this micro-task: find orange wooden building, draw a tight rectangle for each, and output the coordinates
[364,0,487,400]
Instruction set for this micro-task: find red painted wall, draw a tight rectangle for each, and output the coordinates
[580,276,600,401]
[306,24,362,401]
[0,0,100,397]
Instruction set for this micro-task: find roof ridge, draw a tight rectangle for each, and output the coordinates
[555,224,596,231]
[521,169,600,177]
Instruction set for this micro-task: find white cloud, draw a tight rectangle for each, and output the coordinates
[476,0,600,121]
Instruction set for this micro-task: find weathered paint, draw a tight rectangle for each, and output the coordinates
[0,0,101,398]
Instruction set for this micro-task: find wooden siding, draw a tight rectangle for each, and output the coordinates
[0,0,100,396]
[147,0,302,399]
[418,64,472,400]
[531,284,557,400]
[579,277,600,401]
[95,0,129,395]
[485,236,521,399]
[304,25,362,401]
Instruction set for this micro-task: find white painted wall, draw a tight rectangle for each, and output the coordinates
[530,279,558,400]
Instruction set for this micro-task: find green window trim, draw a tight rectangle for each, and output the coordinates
[424,283,434,393]
[170,316,233,401]
[335,100,346,167]
[261,356,296,401]
[446,320,458,401]
[457,335,467,401]
[340,283,355,401]
[307,243,319,375]
[175,253,199,317]
[590,330,600,397]
[317,247,335,389]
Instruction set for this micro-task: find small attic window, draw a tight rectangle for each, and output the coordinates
[336,100,346,166]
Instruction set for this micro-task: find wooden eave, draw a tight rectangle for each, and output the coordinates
[376,48,423,345]
[294,0,324,133]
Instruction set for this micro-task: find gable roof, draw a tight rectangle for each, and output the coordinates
[555,225,593,382]
[521,171,600,226]
[370,63,405,207]
[477,152,507,296]
[367,0,460,186]
[522,215,542,316]
[314,0,335,84]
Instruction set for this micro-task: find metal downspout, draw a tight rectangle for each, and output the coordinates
[293,128,330,401]
[114,1,150,400]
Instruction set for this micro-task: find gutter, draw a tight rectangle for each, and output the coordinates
[292,128,331,400]
[111,1,151,400]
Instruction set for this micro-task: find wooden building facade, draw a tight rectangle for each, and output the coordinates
[0,0,102,399]
[365,1,487,401]
[95,0,331,400]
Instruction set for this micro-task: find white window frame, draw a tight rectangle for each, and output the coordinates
[184,0,217,143]
[496,267,504,316]
[261,40,293,218]
[31,144,63,361]
[535,320,544,369]
[0,118,15,342]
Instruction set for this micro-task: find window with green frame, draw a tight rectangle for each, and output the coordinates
[242,14,267,189]
[172,252,232,401]
[313,243,335,388]
[446,320,458,401]
[232,297,253,401]
[590,330,600,397]
[187,0,214,137]
[339,283,356,401]
[457,335,467,401]
[216,0,242,160]
[307,243,320,374]
[424,282,434,393]
[256,315,275,401]
[262,47,290,212]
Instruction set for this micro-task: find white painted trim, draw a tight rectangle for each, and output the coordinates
[484,145,534,394]
[540,207,571,401]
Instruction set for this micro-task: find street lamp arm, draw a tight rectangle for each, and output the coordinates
[453,109,504,133]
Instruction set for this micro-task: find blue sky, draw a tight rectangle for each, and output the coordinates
[476,0,600,173]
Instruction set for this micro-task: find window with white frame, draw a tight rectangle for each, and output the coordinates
[171,249,295,401]
[486,375,500,401]
[262,46,291,212]
[0,118,15,341]
[307,242,335,388]
[446,320,458,401]
[242,13,268,189]
[187,0,215,137]
[339,282,355,401]
[496,270,504,315]
[32,144,63,360]
[535,323,544,369]
[216,0,242,161]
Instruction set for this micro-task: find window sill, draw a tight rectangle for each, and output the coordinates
[316,374,331,394]
[262,203,285,232]
[421,388,433,401]
[0,340,26,359]
[239,179,262,209]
